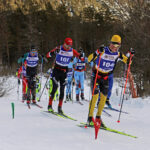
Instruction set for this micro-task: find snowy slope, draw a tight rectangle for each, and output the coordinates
[0,76,150,150]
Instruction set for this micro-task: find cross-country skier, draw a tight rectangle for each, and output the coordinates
[87,35,135,127]
[46,37,83,114]
[66,58,74,101]
[26,45,39,104]
[73,48,88,102]
[17,61,28,102]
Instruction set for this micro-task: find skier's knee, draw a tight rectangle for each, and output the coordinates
[93,88,99,95]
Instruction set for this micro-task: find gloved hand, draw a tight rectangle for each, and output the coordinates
[99,45,105,53]
[18,79,20,85]
[130,48,135,55]
[55,47,60,54]
[79,53,84,61]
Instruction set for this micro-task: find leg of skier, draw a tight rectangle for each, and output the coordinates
[80,71,85,100]
[58,72,67,114]
[22,77,27,102]
[31,77,36,104]
[68,79,72,101]
[105,73,113,108]
[26,77,31,104]
[74,71,80,101]
[96,78,108,127]
[65,79,69,101]
[48,76,59,111]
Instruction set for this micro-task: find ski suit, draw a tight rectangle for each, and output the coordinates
[88,46,129,119]
[97,73,113,106]
[46,45,80,110]
[73,56,88,100]
[26,52,39,102]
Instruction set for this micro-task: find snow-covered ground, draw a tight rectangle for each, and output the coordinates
[0,76,150,150]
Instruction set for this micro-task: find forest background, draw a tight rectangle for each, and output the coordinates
[0,0,149,97]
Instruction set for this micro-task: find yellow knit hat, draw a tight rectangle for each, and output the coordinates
[110,35,121,44]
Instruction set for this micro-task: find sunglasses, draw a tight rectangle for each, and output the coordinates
[111,42,121,45]
[111,42,121,48]
[30,51,37,54]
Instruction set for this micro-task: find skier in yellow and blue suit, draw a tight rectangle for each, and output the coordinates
[87,35,135,127]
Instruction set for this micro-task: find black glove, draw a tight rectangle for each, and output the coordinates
[55,47,60,54]
[130,48,135,55]
[18,79,20,85]
[99,45,105,53]
[79,53,84,58]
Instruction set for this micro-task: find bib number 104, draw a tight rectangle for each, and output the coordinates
[103,62,114,67]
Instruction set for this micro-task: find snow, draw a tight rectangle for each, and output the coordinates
[0,76,150,150]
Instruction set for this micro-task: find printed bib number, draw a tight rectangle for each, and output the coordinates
[102,62,114,68]
[60,57,69,63]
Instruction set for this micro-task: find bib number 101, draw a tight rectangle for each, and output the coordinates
[60,57,69,62]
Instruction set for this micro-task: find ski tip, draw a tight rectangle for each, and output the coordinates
[117,120,120,123]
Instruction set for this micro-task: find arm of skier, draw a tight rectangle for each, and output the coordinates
[46,46,60,58]
[88,45,105,63]
[119,48,135,64]
[73,49,85,61]
[119,52,128,63]
[73,49,80,58]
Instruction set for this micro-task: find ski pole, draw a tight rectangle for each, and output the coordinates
[92,54,101,96]
[119,64,127,106]
[17,78,19,101]
[38,76,50,102]
[40,55,43,87]
[117,54,133,123]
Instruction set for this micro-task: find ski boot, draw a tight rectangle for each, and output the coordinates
[81,93,85,101]
[96,116,106,128]
[76,94,79,101]
[32,100,36,104]
[66,95,69,101]
[48,105,54,112]
[87,116,94,127]
[58,106,63,114]
[27,100,30,104]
